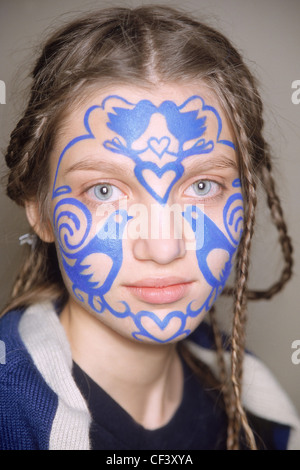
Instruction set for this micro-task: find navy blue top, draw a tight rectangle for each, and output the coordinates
[0,308,291,450]
[72,359,228,450]
[73,347,291,451]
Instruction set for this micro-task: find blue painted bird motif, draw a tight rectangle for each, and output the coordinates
[182,205,236,289]
[61,209,131,301]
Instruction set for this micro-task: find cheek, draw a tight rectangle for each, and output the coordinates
[52,198,93,253]
[52,197,130,301]
[184,202,241,292]
[75,253,114,287]
[206,248,230,280]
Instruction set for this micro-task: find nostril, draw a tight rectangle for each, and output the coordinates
[132,237,185,264]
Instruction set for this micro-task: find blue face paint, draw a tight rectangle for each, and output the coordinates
[52,94,243,343]
[54,199,131,307]
[131,179,243,342]
[52,95,235,203]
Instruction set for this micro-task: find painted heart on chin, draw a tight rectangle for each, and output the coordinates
[132,310,190,343]
[135,161,184,204]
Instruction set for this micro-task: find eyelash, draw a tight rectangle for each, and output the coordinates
[85,182,126,207]
[83,178,225,209]
[184,179,224,202]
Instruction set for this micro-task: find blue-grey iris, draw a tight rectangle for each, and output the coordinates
[94,184,112,200]
[193,180,211,196]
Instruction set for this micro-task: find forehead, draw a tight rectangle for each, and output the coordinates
[51,83,236,172]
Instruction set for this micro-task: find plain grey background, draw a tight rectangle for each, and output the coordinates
[0,0,299,415]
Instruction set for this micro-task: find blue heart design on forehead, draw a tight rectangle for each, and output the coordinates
[102,96,235,204]
[52,95,235,202]
[148,136,171,158]
[135,161,183,205]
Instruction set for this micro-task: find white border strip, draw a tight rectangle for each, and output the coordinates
[19,302,91,450]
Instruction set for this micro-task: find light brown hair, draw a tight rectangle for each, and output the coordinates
[3,5,293,449]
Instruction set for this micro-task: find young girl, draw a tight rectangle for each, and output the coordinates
[1,5,299,451]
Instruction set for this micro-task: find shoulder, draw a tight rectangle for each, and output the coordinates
[0,307,36,378]
[0,307,58,450]
[1,302,91,450]
[186,322,300,450]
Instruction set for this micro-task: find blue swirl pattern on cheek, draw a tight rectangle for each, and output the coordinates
[223,178,244,246]
[53,197,132,310]
[53,198,92,251]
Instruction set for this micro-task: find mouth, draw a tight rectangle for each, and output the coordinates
[124,277,193,305]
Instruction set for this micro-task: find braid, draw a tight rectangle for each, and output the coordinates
[223,158,293,303]
[5,109,49,209]
[228,109,258,450]
[207,47,294,447]
[3,103,63,312]
[207,66,261,448]
[251,155,293,299]
[208,306,236,446]
[229,193,257,449]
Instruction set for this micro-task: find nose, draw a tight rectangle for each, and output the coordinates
[133,237,185,264]
[132,204,186,264]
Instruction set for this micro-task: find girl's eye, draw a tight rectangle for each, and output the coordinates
[89,183,124,202]
[192,180,212,196]
[185,180,220,198]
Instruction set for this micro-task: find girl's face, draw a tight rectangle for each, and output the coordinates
[48,83,243,344]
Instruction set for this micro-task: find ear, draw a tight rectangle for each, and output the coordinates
[25,200,55,243]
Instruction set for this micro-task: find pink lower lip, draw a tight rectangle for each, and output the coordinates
[125,282,192,304]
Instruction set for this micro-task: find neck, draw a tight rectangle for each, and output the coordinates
[60,299,184,429]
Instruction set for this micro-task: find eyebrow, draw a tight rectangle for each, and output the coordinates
[183,154,238,172]
[63,153,238,177]
[62,156,134,177]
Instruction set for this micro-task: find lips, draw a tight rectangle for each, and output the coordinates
[124,277,193,305]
